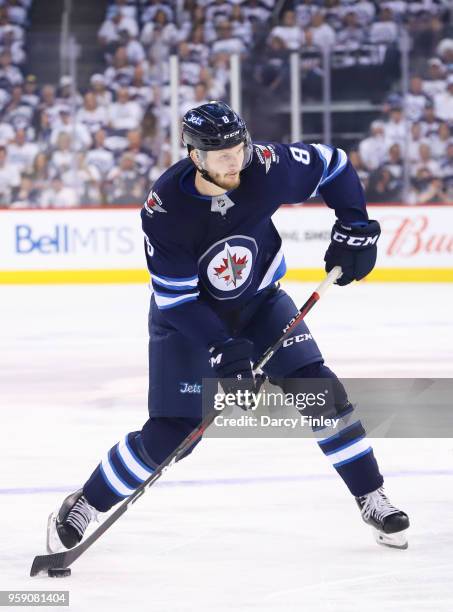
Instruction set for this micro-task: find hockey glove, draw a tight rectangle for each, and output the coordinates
[324,219,381,286]
[209,337,256,409]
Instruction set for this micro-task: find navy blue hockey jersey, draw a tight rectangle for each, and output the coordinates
[141,141,368,348]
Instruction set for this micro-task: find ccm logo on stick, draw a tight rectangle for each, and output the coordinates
[283,333,313,347]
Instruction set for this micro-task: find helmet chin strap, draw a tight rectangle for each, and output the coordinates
[192,149,228,189]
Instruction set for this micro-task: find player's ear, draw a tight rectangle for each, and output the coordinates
[190,148,203,170]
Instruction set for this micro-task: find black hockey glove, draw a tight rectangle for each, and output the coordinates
[209,337,256,409]
[324,219,381,286]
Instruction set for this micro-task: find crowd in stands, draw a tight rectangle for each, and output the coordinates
[353,36,453,204]
[0,0,451,207]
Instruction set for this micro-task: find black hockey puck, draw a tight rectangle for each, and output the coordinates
[48,568,71,577]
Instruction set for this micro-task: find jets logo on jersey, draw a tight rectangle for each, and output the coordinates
[214,247,248,287]
[254,144,279,174]
[198,235,257,300]
[144,191,166,217]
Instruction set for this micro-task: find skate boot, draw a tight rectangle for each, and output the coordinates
[356,486,409,549]
[47,489,98,553]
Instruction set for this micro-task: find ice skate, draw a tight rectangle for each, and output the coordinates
[47,489,98,553]
[356,486,409,549]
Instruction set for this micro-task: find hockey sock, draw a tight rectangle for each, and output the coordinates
[286,362,383,497]
[83,417,201,512]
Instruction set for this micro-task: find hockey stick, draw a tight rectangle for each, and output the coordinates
[30,266,342,576]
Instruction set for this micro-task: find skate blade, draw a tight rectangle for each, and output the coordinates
[46,511,65,554]
[373,527,408,550]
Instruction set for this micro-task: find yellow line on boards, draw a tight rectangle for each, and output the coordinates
[0,268,452,284]
[284,268,453,283]
[0,269,150,284]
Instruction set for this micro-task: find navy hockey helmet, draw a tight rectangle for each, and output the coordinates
[182,101,253,170]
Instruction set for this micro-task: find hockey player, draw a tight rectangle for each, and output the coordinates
[47,101,409,554]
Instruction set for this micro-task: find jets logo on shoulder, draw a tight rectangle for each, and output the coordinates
[198,235,257,300]
[254,144,279,174]
[144,191,166,217]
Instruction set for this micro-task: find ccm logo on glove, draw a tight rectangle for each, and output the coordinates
[325,219,381,285]
[332,228,379,248]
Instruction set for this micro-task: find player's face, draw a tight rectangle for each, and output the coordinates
[205,143,245,190]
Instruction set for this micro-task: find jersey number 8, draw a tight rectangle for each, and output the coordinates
[290,146,310,165]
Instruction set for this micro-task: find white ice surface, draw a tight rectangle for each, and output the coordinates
[1,281,453,611]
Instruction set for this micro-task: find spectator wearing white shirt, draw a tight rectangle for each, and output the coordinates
[384,107,408,149]
[349,1,376,27]
[211,21,245,56]
[129,63,155,110]
[140,10,180,57]
[359,120,388,170]
[433,75,453,123]
[421,58,446,98]
[384,142,404,181]
[22,74,40,109]
[269,10,303,52]
[89,74,113,108]
[38,84,61,124]
[412,142,441,178]
[30,152,51,194]
[98,8,138,48]
[0,49,22,88]
[336,11,366,47]
[7,127,39,172]
[179,82,210,118]
[5,0,28,27]
[50,107,92,151]
[0,120,14,143]
[407,122,428,163]
[56,75,83,109]
[3,84,34,128]
[404,76,432,122]
[50,133,74,177]
[179,41,203,86]
[242,0,271,24]
[230,4,253,47]
[141,2,173,25]
[429,122,450,160]
[40,176,78,208]
[10,174,41,208]
[307,12,336,49]
[296,0,319,29]
[117,28,146,65]
[77,92,108,134]
[108,87,143,132]
[436,38,453,68]
[419,103,441,138]
[61,152,102,200]
[0,10,24,45]
[105,152,145,205]
[106,0,138,22]
[369,7,398,44]
[186,26,209,65]
[104,46,135,90]
[0,145,20,206]
[124,129,154,176]
[1,26,25,64]
[85,129,115,178]
[205,0,232,24]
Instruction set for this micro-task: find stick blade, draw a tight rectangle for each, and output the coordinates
[30,551,69,577]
